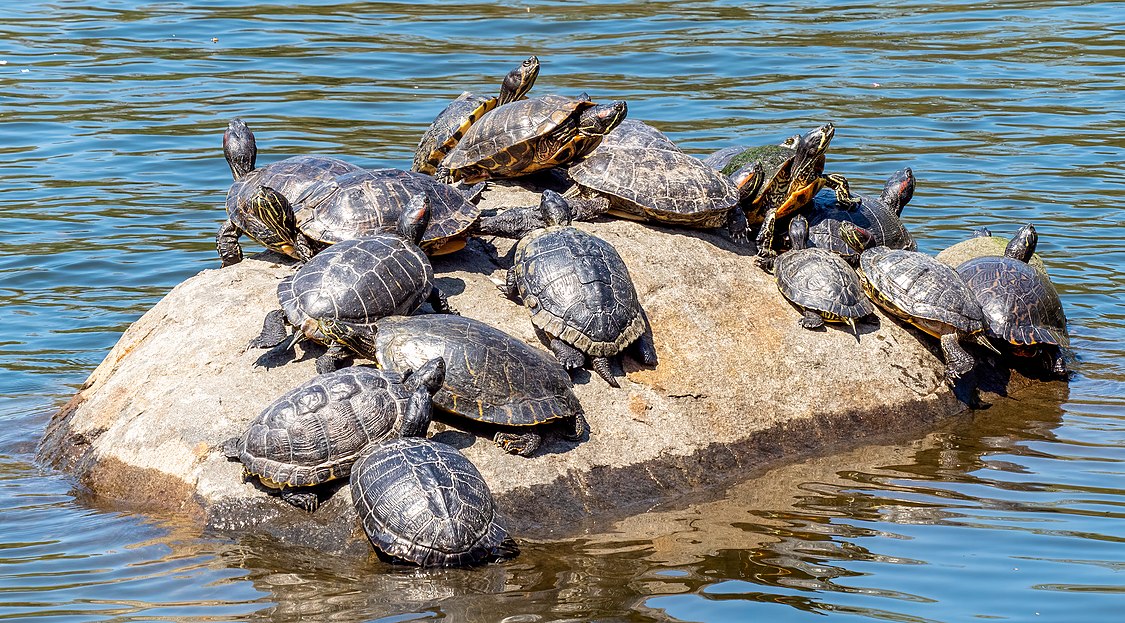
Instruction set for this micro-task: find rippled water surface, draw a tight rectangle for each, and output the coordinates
[2,1,1123,621]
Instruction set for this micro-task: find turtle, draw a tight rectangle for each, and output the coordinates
[594,118,682,152]
[412,55,540,176]
[808,167,917,260]
[500,190,657,387]
[955,224,1069,377]
[703,133,800,228]
[292,168,485,256]
[249,195,454,374]
[220,358,445,511]
[440,94,628,184]
[315,313,587,457]
[937,227,1049,275]
[216,118,363,267]
[773,215,874,335]
[754,123,859,263]
[351,437,519,567]
[857,246,998,384]
[564,130,751,241]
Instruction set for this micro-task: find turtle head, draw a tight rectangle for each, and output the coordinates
[731,161,765,209]
[839,221,875,254]
[540,189,572,227]
[788,215,811,251]
[579,100,628,138]
[315,317,378,360]
[397,193,432,245]
[245,185,298,254]
[404,357,446,395]
[791,123,834,183]
[880,167,915,216]
[224,118,257,181]
[498,55,540,105]
[1004,223,1038,263]
[399,357,445,439]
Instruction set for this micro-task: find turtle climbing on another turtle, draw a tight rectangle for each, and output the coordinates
[955,224,1069,378]
[351,437,519,567]
[440,94,628,183]
[412,55,540,176]
[856,246,998,384]
[249,195,455,373]
[316,313,587,457]
[216,117,362,266]
[773,215,874,335]
[501,190,657,387]
[221,358,445,511]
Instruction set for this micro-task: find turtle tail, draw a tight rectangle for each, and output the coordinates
[974,333,1002,354]
[592,357,619,388]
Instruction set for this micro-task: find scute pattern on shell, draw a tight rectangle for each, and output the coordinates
[957,256,1069,347]
[568,146,738,226]
[775,247,874,319]
[412,92,494,175]
[372,314,582,427]
[513,226,646,356]
[278,236,434,332]
[238,367,411,488]
[810,193,916,251]
[351,437,510,567]
[859,247,985,333]
[594,119,681,152]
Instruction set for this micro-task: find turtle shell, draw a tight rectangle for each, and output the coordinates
[706,141,800,224]
[351,437,514,567]
[594,119,681,152]
[858,247,986,337]
[512,226,646,357]
[568,145,738,227]
[279,235,434,342]
[413,92,494,175]
[810,192,915,252]
[294,169,478,255]
[775,247,874,321]
[371,314,583,427]
[442,94,595,179]
[234,367,415,489]
[957,256,1068,348]
[937,235,1048,275]
[227,155,362,254]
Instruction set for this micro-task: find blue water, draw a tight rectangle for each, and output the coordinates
[2,1,1123,621]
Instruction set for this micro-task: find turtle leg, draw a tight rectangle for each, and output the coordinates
[248,309,290,349]
[499,266,521,300]
[216,219,244,267]
[592,357,619,388]
[494,430,542,457]
[434,165,455,185]
[475,205,544,239]
[560,413,588,441]
[568,195,610,222]
[293,232,316,263]
[1047,346,1068,379]
[548,338,586,370]
[220,437,243,460]
[725,207,751,246]
[632,310,658,366]
[824,173,860,209]
[428,288,458,315]
[280,489,320,512]
[315,343,350,374]
[940,333,975,384]
[799,309,826,330]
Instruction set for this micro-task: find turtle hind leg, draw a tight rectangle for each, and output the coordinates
[592,357,619,388]
[494,430,542,457]
[725,208,751,246]
[248,309,289,349]
[559,413,588,441]
[315,343,350,374]
[216,219,244,267]
[548,338,586,370]
[220,437,242,460]
[428,288,458,315]
[1047,346,1069,379]
[632,312,658,366]
[940,333,975,384]
[280,489,320,512]
[799,309,826,330]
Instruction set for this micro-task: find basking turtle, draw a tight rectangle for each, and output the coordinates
[755,123,859,263]
[594,118,681,152]
[293,168,484,256]
[249,195,454,373]
[956,224,1069,377]
[412,55,540,176]
[501,191,657,387]
[774,216,874,335]
[937,227,1048,275]
[808,167,917,259]
[317,313,587,457]
[351,437,518,567]
[217,118,363,266]
[857,246,997,384]
[221,359,445,511]
[440,94,628,183]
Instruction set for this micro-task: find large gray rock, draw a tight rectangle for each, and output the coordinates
[41,183,1011,555]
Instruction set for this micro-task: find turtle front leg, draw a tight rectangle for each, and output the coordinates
[824,173,860,209]
[249,309,290,349]
[940,332,975,384]
[315,343,350,374]
[725,207,751,246]
[475,205,544,239]
[568,195,610,223]
[799,309,826,330]
[1047,346,1068,379]
[494,430,542,456]
[591,356,619,388]
[216,219,244,267]
[548,338,586,370]
[293,232,316,263]
[428,288,458,315]
[280,489,320,512]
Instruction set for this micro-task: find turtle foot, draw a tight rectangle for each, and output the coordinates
[799,310,825,330]
[549,338,586,370]
[560,413,588,441]
[592,357,619,388]
[1050,350,1069,379]
[248,309,289,349]
[220,437,242,460]
[314,346,349,374]
[280,489,320,512]
[494,431,541,457]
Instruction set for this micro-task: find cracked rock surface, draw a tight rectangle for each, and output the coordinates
[41,183,1003,554]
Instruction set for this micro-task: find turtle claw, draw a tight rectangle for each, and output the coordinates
[494,431,541,457]
[799,310,825,330]
[280,489,320,512]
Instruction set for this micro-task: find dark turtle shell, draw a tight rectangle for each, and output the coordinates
[858,247,986,336]
[280,235,434,343]
[294,168,478,255]
[512,226,647,357]
[231,367,422,489]
[567,144,738,228]
[776,246,873,323]
[957,255,1068,348]
[370,314,583,428]
[351,437,516,567]
[809,168,916,253]
[594,118,681,152]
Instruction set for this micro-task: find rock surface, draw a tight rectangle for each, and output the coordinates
[41,183,1021,555]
